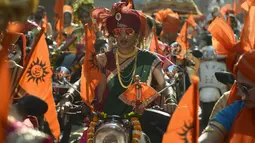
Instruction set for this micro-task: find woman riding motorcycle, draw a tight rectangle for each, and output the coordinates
[58,3,176,116]
[57,4,176,142]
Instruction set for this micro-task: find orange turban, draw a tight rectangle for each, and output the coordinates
[63,5,73,14]
[207,17,246,73]
[155,8,180,33]
[234,50,255,84]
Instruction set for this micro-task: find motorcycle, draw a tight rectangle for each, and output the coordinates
[198,45,228,131]
[57,75,175,143]
[166,42,202,103]
[58,104,171,143]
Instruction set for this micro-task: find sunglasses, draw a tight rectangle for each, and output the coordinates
[112,28,135,38]
[236,82,255,98]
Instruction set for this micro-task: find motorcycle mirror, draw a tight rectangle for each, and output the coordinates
[215,71,235,85]
[170,42,182,56]
[191,48,203,58]
[167,65,178,73]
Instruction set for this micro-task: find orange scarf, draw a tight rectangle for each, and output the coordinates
[226,50,255,142]
[227,107,255,143]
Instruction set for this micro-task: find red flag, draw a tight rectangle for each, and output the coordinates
[18,30,60,141]
[162,76,200,143]
[80,24,102,106]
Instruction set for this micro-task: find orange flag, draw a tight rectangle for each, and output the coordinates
[207,17,236,55]
[176,15,197,59]
[240,5,255,52]
[162,76,200,143]
[18,30,60,140]
[0,23,24,142]
[0,32,16,143]
[127,0,134,9]
[54,0,64,46]
[41,15,48,33]
[241,0,255,12]
[149,27,165,56]
[236,0,248,13]
[80,24,102,105]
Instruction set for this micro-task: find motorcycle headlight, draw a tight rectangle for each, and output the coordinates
[94,123,129,143]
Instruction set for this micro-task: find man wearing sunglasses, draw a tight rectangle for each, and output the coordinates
[199,50,255,143]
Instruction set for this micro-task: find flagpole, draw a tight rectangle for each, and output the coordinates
[193,76,199,143]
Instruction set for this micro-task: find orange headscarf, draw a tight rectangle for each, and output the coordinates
[155,8,180,33]
[226,50,255,143]
[208,17,239,73]
[225,4,255,104]
[63,5,73,14]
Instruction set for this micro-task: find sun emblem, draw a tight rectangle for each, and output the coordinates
[89,52,100,71]
[178,121,194,143]
[27,58,49,84]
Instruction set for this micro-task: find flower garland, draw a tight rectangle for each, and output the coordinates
[87,112,142,143]
[87,116,98,143]
[130,117,142,143]
[125,112,142,143]
[87,112,107,143]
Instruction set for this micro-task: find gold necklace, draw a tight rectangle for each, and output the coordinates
[117,48,138,59]
[116,51,137,89]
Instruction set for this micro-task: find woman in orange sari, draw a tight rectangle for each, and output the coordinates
[199,50,255,143]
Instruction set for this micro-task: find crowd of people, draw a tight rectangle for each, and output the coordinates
[1,0,255,142]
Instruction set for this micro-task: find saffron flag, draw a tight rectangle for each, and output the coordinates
[0,23,23,142]
[41,15,48,34]
[80,24,102,105]
[176,15,197,59]
[241,0,255,12]
[18,30,60,141]
[54,0,64,46]
[240,4,255,52]
[0,32,15,143]
[149,27,165,56]
[162,76,200,143]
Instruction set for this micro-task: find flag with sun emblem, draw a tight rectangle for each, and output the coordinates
[176,14,197,59]
[18,30,60,141]
[80,24,102,105]
[162,76,200,143]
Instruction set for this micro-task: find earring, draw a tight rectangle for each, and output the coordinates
[112,38,117,46]
[135,37,140,48]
